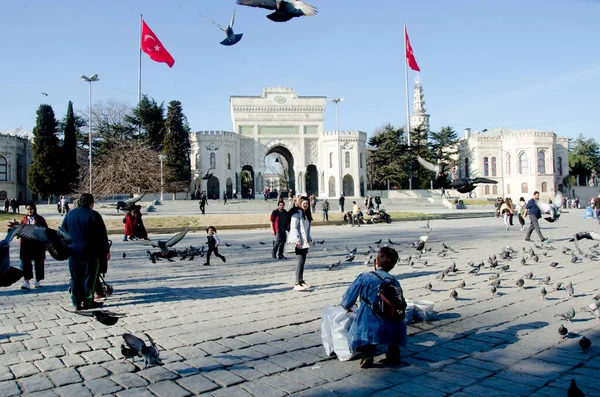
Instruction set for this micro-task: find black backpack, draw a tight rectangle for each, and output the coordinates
[361,272,407,321]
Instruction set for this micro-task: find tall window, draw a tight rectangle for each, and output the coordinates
[227,153,231,170]
[360,153,363,168]
[556,156,563,175]
[464,158,470,178]
[329,152,333,169]
[492,185,498,195]
[210,153,216,169]
[519,152,529,174]
[196,154,201,169]
[506,154,511,176]
[16,155,23,183]
[483,157,489,176]
[541,182,547,192]
[491,157,497,176]
[521,182,528,193]
[345,152,350,168]
[0,156,7,181]
[506,184,511,194]
[484,185,490,195]
[537,151,545,174]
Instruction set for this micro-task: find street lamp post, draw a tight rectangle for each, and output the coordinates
[328,98,344,133]
[80,74,99,193]
[158,154,167,202]
[329,98,344,197]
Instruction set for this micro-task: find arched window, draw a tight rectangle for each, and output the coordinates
[0,156,7,181]
[360,153,363,168]
[484,185,490,195]
[329,152,333,169]
[491,157,497,176]
[541,182,547,192]
[556,156,563,175]
[345,152,350,168]
[506,153,511,176]
[492,185,498,195]
[227,153,231,170]
[506,184,511,194]
[521,182,528,193]
[537,151,545,174]
[464,158,470,178]
[519,152,529,174]
[210,153,216,169]
[483,157,489,176]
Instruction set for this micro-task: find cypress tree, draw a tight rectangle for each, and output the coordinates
[162,100,191,197]
[61,101,80,194]
[28,105,61,200]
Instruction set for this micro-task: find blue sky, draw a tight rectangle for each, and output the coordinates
[1,0,600,140]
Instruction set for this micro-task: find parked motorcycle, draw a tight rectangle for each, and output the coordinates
[372,209,392,224]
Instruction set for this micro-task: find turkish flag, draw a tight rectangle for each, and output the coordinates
[404,26,420,72]
[141,19,175,68]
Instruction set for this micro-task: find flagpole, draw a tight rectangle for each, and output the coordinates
[138,14,143,134]
[404,22,412,190]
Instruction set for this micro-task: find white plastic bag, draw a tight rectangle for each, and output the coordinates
[321,305,359,361]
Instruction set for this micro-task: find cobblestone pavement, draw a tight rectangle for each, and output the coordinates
[1,211,599,396]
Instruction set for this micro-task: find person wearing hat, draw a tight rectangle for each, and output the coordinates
[204,226,226,266]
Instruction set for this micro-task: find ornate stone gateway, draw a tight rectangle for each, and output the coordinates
[190,87,367,198]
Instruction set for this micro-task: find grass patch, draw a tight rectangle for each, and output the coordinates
[461,199,494,205]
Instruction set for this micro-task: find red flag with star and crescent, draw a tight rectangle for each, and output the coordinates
[141,19,175,68]
[404,25,420,72]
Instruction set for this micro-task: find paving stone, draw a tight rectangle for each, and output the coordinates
[78,364,109,380]
[390,383,447,397]
[80,349,113,364]
[248,359,286,376]
[228,364,265,381]
[174,346,207,360]
[148,380,191,397]
[23,338,50,350]
[25,390,59,397]
[1,353,21,366]
[479,377,536,396]
[261,374,310,393]
[0,365,14,381]
[164,361,200,377]
[19,374,55,392]
[320,379,374,397]
[240,380,289,397]
[86,338,112,350]
[461,384,523,397]
[10,362,40,378]
[49,368,83,386]
[61,355,87,368]
[138,366,179,383]
[202,369,245,387]
[54,383,93,397]
[102,360,137,375]
[176,373,219,394]
[19,350,45,362]
[0,380,22,396]
[35,357,65,372]
[84,377,123,394]
[116,387,156,397]
[184,356,224,372]
[281,369,328,387]
[210,385,254,397]
[111,373,149,389]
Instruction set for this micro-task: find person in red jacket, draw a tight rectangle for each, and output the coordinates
[20,202,48,290]
[123,208,136,241]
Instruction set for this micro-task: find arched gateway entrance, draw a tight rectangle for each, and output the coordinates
[264,146,295,196]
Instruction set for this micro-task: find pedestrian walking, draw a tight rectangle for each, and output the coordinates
[223,190,228,205]
[287,196,313,291]
[374,194,381,211]
[500,198,514,230]
[3,198,9,212]
[61,194,111,310]
[339,194,345,213]
[270,200,289,259]
[19,202,48,290]
[516,197,527,230]
[203,226,226,266]
[321,199,330,221]
[199,192,208,215]
[525,191,547,242]
[310,194,317,213]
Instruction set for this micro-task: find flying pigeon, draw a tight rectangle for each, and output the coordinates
[237,0,318,23]
[199,9,243,46]
[416,156,452,188]
[139,228,188,254]
[41,92,49,96]
[11,223,73,261]
[122,333,162,368]
[536,192,563,223]
[116,193,145,212]
[0,227,24,287]
[412,235,429,251]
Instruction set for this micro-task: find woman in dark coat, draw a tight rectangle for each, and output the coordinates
[133,206,148,240]
[20,202,48,289]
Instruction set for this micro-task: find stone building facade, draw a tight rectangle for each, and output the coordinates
[458,128,569,200]
[0,128,32,203]
[190,87,368,199]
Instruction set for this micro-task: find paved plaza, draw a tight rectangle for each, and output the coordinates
[1,209,599,396]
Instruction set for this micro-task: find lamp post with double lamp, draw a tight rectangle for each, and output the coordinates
[328,98,344,133]
[80,74,99,193]
[329,98,344,197]
[158,154,167,202]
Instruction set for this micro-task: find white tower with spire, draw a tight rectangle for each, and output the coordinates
[410,74,430,133]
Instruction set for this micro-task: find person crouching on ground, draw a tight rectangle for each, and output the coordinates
[340,246,406,368]
[288,196,312,291]
[204,226,226,266]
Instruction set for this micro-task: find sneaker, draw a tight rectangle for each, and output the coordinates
[123,237,128,241]
[33,280,42,288]
[293,284,308,291]
[21,281,32,290]
[81,301,104,310]
[379,355,401,366]
[300,281,311,288]
[278,255,287,260]
[541,238,548,242]
[221,257,226,263]
[272,253,277,259]
[524,238,532,242]
[359,357,374,368]
[203,263,210,266]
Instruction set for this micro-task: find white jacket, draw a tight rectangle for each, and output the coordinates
[287,210,312,249]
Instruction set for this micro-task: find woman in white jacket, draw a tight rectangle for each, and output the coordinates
[287,196,313,291]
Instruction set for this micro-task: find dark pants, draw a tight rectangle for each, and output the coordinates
[200,204,206,214]
[21,258,44,281]
[69,256,100,308]
[207,247,225,265]
[518,214,525,227]
[322,210,329,221]
[295,247,308,284]
[525,216,545,241]
[273,231,287,258]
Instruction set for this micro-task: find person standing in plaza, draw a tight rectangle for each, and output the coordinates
[199,192,208,215]
[288,196,312,291]
[594,194,600,223]
[525,191,547,242]
[321,199,330,221]
[19,202,48,290]
[339,194,345,213]
[374,194,381,211]
[310,194,317,213]
[203,226,226,266]
[223,190,228,205]
[3,198,9,212]
[516,197,527,231]
[61,194,111,310]
[270,200,289,259]
[500,198,514,230]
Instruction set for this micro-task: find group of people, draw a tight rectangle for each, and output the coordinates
[56,195,70,215]
[494,192,549,242]
[3,197,21,213]
[122,205,148,241]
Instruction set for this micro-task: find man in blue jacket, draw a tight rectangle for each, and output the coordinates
[525,191,547,242]
[62,194,111,310]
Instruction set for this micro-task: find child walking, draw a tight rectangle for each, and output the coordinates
[204,226,226,266]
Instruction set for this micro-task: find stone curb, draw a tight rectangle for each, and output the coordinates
[106,211,494,235]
